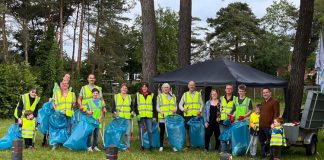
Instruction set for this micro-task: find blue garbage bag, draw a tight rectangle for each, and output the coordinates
[143,121,160,148]
[70,109,87,133]
[104,118,128,150]
[219,125,232,141]
[49,111,69,146]
[231,120,249,156]
[63,117,99,150]
[37,100,54,134]
[0,124,21,150]
[187,116,205,147]
[165,114,185,151]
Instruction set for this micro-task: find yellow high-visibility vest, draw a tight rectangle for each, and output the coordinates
[136,93,154,118]
[54,91,75,117]
[158,94,176,119]
[233,97,251,121]
[14,93,40,119]
[81,85,102,106]
[22,118,36,139]
[183,91,201,117]
[114,93,132,119]
[270,126,287,147]
[220,96,235,120]
[249,112,260,131]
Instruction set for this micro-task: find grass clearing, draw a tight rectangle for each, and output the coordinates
[0,115,323,160]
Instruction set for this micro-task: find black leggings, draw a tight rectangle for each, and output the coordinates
[159,123,165,147]
[205,123,220,150]
[24,138,33,148]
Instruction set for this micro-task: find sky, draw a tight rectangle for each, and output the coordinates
[64,0,300,58]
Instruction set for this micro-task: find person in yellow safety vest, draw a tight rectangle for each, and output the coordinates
[179,81,204,151]
[86,88,103,152]
[51,73,73,98]
[270,117,287,160]
[134,82,156,151]
[219,84,236,153]
[52,80,76,151]
[249,104,261,157]
[156,83,177,152]
[78,74,106,113]
[21,110,36,149]
[111,83,134,152]
[230,84,253,122]
[14,87,40,125]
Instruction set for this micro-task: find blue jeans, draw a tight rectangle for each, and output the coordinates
[219,124,230,153]
[139,118,153,147]
[87,128,99,147]
[125,119,131,148]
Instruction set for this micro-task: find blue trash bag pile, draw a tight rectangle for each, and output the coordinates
[187,116,205,147]
[0,124,21,150]
[231,120,249,156]
[64,116,99,150]
[49,111,69,146]
[143,121,160,148]
[104,118,128,150]
[37,100,54,134]
[165,114,185,151]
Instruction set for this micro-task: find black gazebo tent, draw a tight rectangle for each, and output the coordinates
[151,58,288,87]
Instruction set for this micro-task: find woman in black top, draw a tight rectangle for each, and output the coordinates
[203,89,221,151]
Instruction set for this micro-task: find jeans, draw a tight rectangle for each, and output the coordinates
[125,119,131,148]
[219,124,230,153]
[87,128,99,147]
[139,118,153,148]
[249,135,259,156]
[259,127,271,158]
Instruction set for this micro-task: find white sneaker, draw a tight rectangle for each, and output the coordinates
[159,147,163,152]
[87,147,93,152]
[51,145,56,151]
[173,147,178,152]
[93,146,101,151]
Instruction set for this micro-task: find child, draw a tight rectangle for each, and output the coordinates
[249,104,261,157]
[86,88,103,152]
[21,110,36,149]
[270,117,287,160]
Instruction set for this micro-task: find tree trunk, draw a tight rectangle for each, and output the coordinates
[140,0,157,82]
[2,12,8,64]
[178,0,192,67]
[87,3,90,64]
[59,0,64,59]
[93,0,101,73]
[287,0,314,122]
[71,3,80,74]
[23,19,28,63]
[77,0,85,71]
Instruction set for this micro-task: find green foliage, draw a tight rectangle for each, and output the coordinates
[315,0,324,25]
[207,2,261,58]
[252,32,291,75]
[261,0,298,36]
[0,63,38,118]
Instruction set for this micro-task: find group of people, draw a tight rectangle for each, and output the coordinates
[13,73,287,160]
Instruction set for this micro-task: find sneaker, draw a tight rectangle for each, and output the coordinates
[93,146,101,151]
[159,147,163,152]
[173,147,178,152]
[87,147,93,152]
[51,145,56,151]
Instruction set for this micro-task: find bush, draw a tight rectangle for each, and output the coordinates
[0,63,39,118]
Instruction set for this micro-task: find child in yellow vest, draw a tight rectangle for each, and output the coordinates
[249,104,261,157]
[270,117,287,160]
[21,110,36,149]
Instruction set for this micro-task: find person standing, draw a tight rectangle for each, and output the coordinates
[259,87,280,159]
[52,80,76,150]
[179,81,204,151]
[249,104,261,157]
[14,87,40,124]
[134,82,155,151]
[219,84,235,153]
[203,89,221,152]
[231,84,253,122]
[156,83,177,152]
[78,74,106,112]
[86,88,103,152]
[270,117,286,160]
[21,110,36,149]
[111,83,133,151]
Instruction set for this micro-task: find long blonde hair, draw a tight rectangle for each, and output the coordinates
[210,89,218,99]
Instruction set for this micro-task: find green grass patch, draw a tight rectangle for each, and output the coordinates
[0,115,323,160]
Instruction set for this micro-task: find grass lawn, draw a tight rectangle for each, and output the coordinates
[0,115,323,160]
